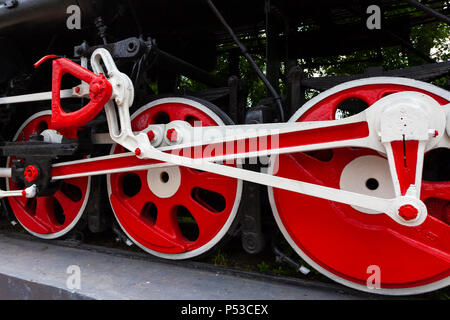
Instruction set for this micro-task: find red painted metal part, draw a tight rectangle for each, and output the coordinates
[176,121,368,159]
[24,165,39,182]
[36,55,113,131]
[34,55,59,68]
[52,153,162,178]
[108,102,240,255]
[51,120,369,179]
[390,140,419,195]
[271,83,450,290]
[398,204,419,221]
[166,128,178,142]
[147,130,155,141]
[7,114,90,236]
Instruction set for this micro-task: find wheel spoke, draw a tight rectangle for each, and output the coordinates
[186,169,235,196]
[125,190,151,218]
[64,177,88,191]
[154,202,181,240]
[110,193,187,252]
[387,216,450,264]
[422,181,450,201]
[53,190,77,223]
[185,198,225,244]
[35,197,57,233]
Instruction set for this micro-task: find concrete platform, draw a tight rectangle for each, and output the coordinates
[0,233,385,300]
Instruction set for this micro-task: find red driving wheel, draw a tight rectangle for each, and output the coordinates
[107,97,242,259]
[6,111,91,239]
[269,78,450,294]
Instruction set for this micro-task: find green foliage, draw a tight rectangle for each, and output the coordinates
[440,292,450,300]
[307,22,449,78]
[256,261,270,273]
[272,265,290,276]
[213,249,227,267]
[239,55,268,107]
[177,14,449,108]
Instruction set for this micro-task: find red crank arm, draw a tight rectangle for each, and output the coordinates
[35,55,113,130]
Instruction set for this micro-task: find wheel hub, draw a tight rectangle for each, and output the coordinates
[147,166,181,198]
[339,155,395,214]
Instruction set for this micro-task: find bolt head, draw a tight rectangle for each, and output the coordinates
[398,204,418,221]
[89,80,106,100]
[24,165,39,182]
[147,130,155,142]
[134,148,141,156]
[166,128,178,142]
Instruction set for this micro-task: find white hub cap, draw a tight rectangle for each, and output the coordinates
[339,155,395,214]
[147,166,182,198]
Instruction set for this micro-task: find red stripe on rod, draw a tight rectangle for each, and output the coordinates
[52,121,369,178]
[390,140,419,195]
[52,155,161,178]
[176,121,369,158]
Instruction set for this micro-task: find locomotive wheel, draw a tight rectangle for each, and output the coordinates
[268,77,450,295]
[107,97,243,259]
[6,110,91,239]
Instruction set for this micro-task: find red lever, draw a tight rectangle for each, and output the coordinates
[35,55,113,130]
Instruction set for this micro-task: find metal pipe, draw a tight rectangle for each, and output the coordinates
[157,49,228,88]
[405,0,450,25]
[0,89,73,105]
[206,0,285,122]
[0,168,11,178]
[273,245,310,275]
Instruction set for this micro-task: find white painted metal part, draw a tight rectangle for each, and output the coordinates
[339,155,395,214]
[147,165,182,198]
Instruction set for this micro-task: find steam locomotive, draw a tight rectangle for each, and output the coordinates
[0,0,448,295]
